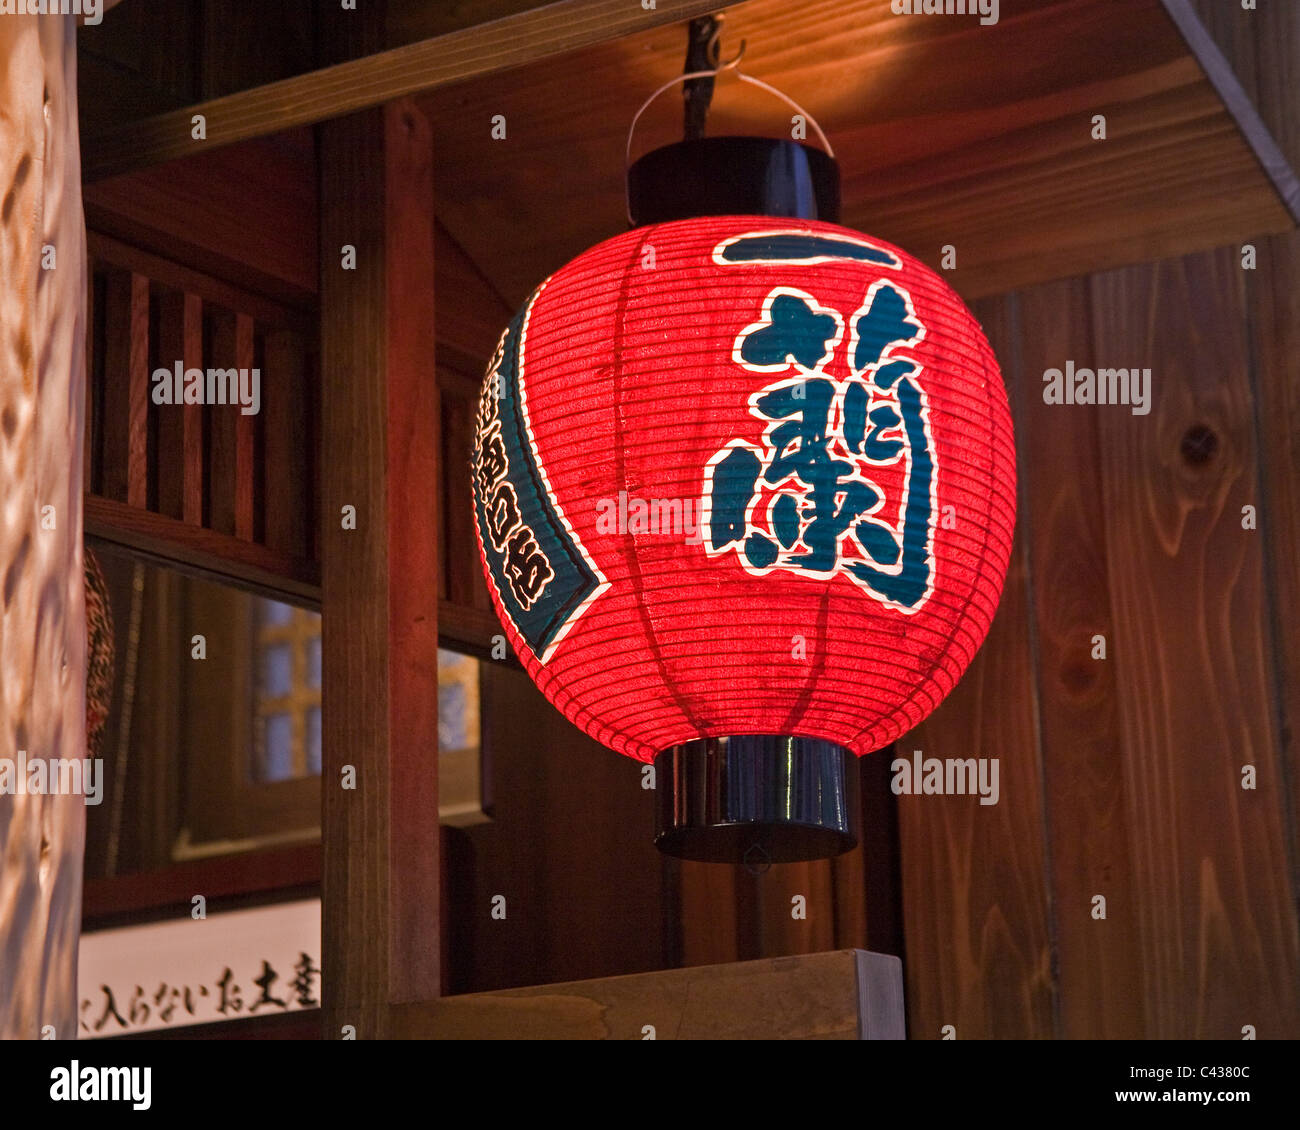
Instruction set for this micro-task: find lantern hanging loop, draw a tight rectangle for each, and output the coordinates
[625,54,835,223]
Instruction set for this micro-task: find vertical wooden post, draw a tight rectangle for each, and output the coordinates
[263,329,309,555]
[155,291,204,523]
[101,271,149,508]
[319,99,441,1037]
[0,14,88,1040]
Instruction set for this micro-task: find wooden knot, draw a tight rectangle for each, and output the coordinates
[1180,423,1218,466]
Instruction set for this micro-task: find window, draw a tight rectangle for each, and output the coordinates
[252,600,323,784]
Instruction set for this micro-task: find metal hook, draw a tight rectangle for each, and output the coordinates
[705,15,724,68]
[716,38,747,73]
[701,11,747,72]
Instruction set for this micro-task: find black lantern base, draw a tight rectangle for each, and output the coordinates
[654,736,860,864]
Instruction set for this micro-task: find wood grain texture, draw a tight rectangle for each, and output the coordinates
[383,100,442,1006]
[671,748,895,972]
[757,858,838,956]
[1195,0,1300,893]
[899,526,1054,1040]
[1163,1,1299,222]
[87,233,317,569]
[319,99,442,1034]
[897,296,1054,1041]
[385,0,551,47]
[198,307,255,541]
[233,314,255,541]
[1191,0,1300,172]
[320,107,393,1039]
[84,131,319,309]
[433,224,514,376]
[1250,229,1300,937]
[1011,280,1144,1038]
[154,291,203,522]
[443,662,667,994]
[206,309,240,537]
[82,844,320,926]
[0,12,88,1040]
[262,329,312,557]
[418,0,1295,309]
[437,373,492,610]
[87,230,312,334]
[84,494,320,605]
[437,599,517,660]
[88,134,513,384]
[81,0,745,181]
[672,860,742,968]
[395,949,901,1040]
[100,271,149,508]
[1089,249,1300,1038]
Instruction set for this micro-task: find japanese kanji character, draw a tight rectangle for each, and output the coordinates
[290,953,321,1008]
[249,960,288,1013]
[90,986,128,1033]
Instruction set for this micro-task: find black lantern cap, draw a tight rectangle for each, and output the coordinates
[628,136,841,227]
[654,736,860,864]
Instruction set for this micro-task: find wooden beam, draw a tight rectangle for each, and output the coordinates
[390,949,905,1039]
[84,493,320,605]
[82,0,743,181]
[319,99,441,1038]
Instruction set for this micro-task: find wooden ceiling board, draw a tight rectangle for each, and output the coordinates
[417,0,1295,307]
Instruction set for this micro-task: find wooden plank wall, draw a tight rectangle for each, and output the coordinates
[895,242,1300,1040]
[1194,0,1300,984]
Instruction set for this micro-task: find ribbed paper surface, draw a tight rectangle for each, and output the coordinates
[472,217,1016,762]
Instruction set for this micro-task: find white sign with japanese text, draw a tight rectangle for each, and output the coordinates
[77,898,320,1037]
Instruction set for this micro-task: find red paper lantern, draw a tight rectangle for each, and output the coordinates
[472,215,1015,813]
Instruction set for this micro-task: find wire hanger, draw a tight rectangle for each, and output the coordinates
[625,19,835,226]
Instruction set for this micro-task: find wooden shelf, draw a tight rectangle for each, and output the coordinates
[392,949,904,1040]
